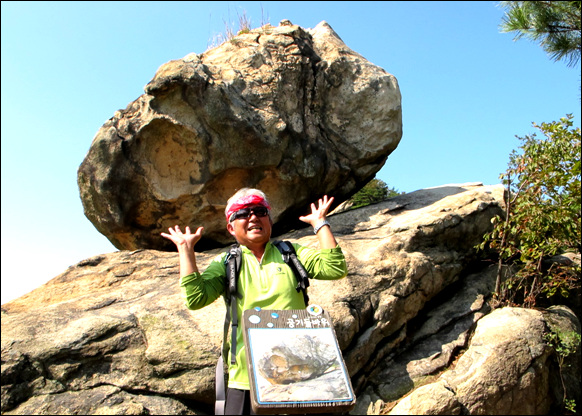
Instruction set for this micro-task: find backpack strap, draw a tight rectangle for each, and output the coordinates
[224,244,241,365]
[274,240,310,306]
[215,244,241,415]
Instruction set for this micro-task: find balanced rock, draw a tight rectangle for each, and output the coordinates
[77,20,402,251]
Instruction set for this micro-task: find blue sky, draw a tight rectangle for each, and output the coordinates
[2,1,580,304]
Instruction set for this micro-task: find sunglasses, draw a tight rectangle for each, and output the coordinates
[229,206,269,222]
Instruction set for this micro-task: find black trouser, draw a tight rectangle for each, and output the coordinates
[224,388,256,415]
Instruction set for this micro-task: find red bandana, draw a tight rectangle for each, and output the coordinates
[226,194,271,221]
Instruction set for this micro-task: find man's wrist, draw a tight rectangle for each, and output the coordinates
[313,220,330,234]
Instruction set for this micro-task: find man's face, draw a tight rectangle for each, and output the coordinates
[226,205,272,247]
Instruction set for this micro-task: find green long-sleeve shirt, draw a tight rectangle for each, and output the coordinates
[180,241,348,390]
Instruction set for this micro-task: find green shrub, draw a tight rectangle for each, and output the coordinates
[348,179,402,209]
[480,114,581,308]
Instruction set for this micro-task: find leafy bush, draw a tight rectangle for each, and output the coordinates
[480,114,581,308]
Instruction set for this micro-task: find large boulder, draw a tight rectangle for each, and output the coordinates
[77,20,402,251]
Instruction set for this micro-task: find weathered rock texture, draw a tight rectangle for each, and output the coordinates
[385,306,580,415]
[77,20,402,251]
[2,183,579,415]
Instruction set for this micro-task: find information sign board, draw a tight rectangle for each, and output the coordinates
[242,306,356,414]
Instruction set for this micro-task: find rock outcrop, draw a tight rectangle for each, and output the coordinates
[1,184,580,414]
[2,183,579,415]
[77,20,402,251]
[384,306,580,415]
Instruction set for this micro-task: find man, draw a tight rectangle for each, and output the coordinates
[161,188,348,414]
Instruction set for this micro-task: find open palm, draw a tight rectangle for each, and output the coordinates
[161,225,204,250]
[299,195,334,226]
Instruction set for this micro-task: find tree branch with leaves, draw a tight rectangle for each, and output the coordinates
[499,1,581,67]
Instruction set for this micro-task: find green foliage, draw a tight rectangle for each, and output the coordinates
[480,114,581,308]
[544,328,581,413]
[545,327,581,367]
[499,1,581,67]
[348,179,402,209]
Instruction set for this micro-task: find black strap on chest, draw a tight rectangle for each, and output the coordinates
[224,244,242,365]
[273,240,310,306]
